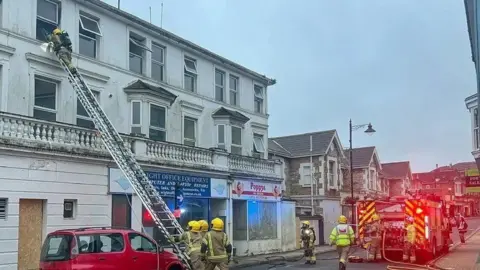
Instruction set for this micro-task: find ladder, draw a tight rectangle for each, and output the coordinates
[53,53,192,270]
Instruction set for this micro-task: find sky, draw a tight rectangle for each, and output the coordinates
[104,0,477,172]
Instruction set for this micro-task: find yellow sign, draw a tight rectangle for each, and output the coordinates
[466,169,480,176]
[466,186,480,193]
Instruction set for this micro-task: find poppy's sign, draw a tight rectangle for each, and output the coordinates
[466,169,480,193]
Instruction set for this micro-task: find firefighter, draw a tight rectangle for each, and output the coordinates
[402,216,416,263]
[170,221,204,270]
[201,218,232,270]
[365,214,382,262]
[330,215,355,270]
[199,220,209,237]
[300,221,316,264]
[47,28,77,74]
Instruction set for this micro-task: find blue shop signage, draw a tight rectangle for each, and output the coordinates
[146,171,211,198]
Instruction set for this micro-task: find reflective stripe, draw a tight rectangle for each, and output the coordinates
[206,232,228,259]
[405,199,425,244]
[358,201,376,241]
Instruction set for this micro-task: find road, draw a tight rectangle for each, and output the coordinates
[246,217,480,270]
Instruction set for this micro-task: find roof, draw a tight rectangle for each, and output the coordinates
[344,146,376,169]
[124,79,177,105]
[381,161,411,179]
[433,161,477,173]
[212,107,250,123]
[80,0,276,86]
[269,130,337,157]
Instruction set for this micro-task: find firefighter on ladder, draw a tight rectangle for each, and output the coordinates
[201,218,232,270]
[47,28,77,74]
[170,220,204,270]
[300,221,316,264]
[365,214,382,262]
[329,215,355,270]
[402,216,416,263]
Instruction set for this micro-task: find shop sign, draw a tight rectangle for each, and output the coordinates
[466,172,480,193]
[232,179,281,201]
[108,168,211,197]
[210,178,228,198]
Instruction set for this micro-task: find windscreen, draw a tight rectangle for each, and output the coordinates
[40,234,73,262]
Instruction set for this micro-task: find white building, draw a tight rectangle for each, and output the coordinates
[0,0,293,268]
[465,94,480,165]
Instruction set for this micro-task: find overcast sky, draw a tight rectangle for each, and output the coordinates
[105,0,477,172]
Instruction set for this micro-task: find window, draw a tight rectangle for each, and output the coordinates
[215,69,225,102]
[40,234,73,262]
[129,233,156,253]
[183,117,196,146]
[63,200,76,219]
[217,125,225,149]
[301,165,312,186]
[0,198,7,220]
[229,75,239,106]
[369,170,375,190]
[76,233,124,253]
[233,200,247,240]
[34,77,57,121]
[475,109,478,128]
[247,201,277,240]
[329,161,335,186]
[36,0,60,41]
[129,34,149,74]
[151,44,165,82]
[254,85,264,113]
[149,104,166,141]
[252,133,265,158]
[184,57,197,92]
[112,195,132,229]
[79,14,102,58]
[131,101,142,134]
[475,128,479,150]
[76,91,100,129]
[231,126,242,155]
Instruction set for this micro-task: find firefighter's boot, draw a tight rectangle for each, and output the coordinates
[339,262,346,270]
[304,261,311,265]
[310,260,316,265]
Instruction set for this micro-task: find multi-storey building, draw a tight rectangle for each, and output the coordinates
[0,0,291,268]
[381,161,412,197]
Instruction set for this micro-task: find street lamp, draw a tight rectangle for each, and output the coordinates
[349,120,376,228]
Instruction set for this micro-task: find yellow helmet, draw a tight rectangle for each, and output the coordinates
[211,217,224,231]
[53,28,62,35]
[190,221,201,232]
[199,220,209,232]
[372,214,380,221]
[338,215,348,224]
[187,220,197,230]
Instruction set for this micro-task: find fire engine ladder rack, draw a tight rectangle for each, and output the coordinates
[56,57,192,270]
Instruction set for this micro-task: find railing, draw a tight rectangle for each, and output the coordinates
[144,139,214,167]
[228,154,276,176]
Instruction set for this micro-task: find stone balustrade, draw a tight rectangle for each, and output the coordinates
[0,112,280,178]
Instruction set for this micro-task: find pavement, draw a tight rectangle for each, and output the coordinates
[230,217,480,270]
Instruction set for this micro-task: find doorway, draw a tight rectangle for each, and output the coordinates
[18,199,45,270]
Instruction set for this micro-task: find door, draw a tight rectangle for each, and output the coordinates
[18,199,44,270]
[128,233,160,270]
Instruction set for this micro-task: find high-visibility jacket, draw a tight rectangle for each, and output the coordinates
[201,231,232,262]
[405,224,416,244]
[329,224,354,247]
[174,231,202,255]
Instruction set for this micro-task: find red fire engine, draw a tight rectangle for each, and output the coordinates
[356,194,451,262]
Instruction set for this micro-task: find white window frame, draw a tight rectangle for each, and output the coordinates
[183,116,197,146]
[151,43,165,82]
[328,160,335,187]
[34,76,58,120]
[37,0,59,25]
[215,69,226,102]
[76,90,100,127]
[231,125,242,155]
[129,34,150,74]
[254,84,264,113]
[252,133,265,156]
[79,14,102,36]
[229,74,239,106]
[184,57,197,92]
[217,124,226,149]
[148,103,167,140]
[130,100,142,134]
[301,165,312,187]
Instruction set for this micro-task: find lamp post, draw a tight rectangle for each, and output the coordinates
[349,120,376,228]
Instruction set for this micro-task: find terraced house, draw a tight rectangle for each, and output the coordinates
[0,0,293,268]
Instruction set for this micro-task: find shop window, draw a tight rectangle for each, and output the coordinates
[112,195,132,228]
[247,201,277,240]
[233,200,247,240]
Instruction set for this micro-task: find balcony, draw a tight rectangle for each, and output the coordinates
[0,112,281,178]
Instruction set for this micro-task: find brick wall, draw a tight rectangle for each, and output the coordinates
[287,156,323,196]
[340,169,365,195]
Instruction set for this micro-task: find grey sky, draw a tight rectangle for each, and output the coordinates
[105,0,476,172]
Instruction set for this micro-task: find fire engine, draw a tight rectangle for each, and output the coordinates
[356,193,451,262]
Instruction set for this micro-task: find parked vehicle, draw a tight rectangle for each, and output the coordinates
[39,227,185,270]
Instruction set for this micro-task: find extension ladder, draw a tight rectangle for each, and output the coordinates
[53,52,192,270]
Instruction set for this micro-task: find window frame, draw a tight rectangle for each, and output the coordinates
[128,233,157,253]
[301,165,312,187]
[76,90,100,128]
[79,13,102,36]
[231,125,242,155]
[183,116,197,146]
[34,76,58,121]
[63,199,76,219]
[37,0,59,25]
[130,100,142,134]
[129,34,150,74]
[252,133,265,153]
[229,74,239,106]
[151,43,165,82]
[254,84,264,114]
[215,69,226,102]
[184,56,197,92]
[217,124,226,149]
[148,103,167,141]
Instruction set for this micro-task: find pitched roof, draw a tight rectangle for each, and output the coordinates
[268,139,292,157]
[211,107,250,123]
[124,79,177,105]
[269,130,336,157]
[381,161,411,179]
[344,146,376,169]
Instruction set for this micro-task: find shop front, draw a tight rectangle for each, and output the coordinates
[108,168,228,245]
[231,179,287,255]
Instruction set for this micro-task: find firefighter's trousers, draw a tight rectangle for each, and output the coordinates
[57,47,75,72]
[402,242,416,263]
[337,246,350,265]
[205,258,228,270]
[367,237,382,261]
[304,245,316,262]
[190,252,205,270]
